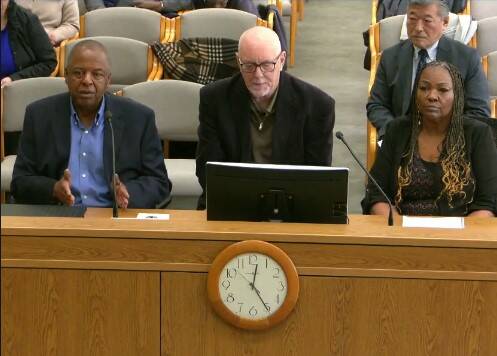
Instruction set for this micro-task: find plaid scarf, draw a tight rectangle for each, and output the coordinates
[151,38,239,85]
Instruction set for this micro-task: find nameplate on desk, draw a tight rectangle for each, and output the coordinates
[402,216,464,229]
[113,213,170,220]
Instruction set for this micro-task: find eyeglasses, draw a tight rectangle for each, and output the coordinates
[67,69,108,81]
[238,52,282,73]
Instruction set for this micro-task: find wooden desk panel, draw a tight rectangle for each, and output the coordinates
[2,209,497,355]
[162,272,497,356]
[1,269,160,356]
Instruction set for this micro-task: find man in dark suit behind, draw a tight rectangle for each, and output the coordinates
[196,26,335,209]
[12,39,171,208]
[367,0,490,139]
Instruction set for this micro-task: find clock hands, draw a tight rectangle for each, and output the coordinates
[237,267,270,312]
[251,264,258,291]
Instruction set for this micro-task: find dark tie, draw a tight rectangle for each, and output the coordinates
[414,49,429,85]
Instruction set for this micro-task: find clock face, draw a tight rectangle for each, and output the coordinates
[218,253,288,320]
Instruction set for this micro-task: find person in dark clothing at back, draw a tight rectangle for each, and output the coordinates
[0,0,56,87]
[1,0,57,155]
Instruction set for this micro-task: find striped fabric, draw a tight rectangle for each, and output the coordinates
[152,37,239,84]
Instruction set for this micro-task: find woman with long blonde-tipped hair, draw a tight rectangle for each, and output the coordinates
[362,61,497,217]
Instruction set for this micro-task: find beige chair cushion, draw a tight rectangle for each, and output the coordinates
[477,16,497,57]
[470,0,497,21]
[121,80,203,197]
[379,15,404,52]
[121,80,202,141]
[1,155,16,192]
[2,77,67,132]
[64,36,150,85]
[488,51,497,98]
[180,8,258,40]
[165,158,202,196]
[83,7,163,44]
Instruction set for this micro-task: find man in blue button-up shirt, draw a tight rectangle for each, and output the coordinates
[12,39,171,208]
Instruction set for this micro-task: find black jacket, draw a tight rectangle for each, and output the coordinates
[367,36,490,138]
[196,71,335,209]
[361,116,497,216]
[5,1,57,81]
[12,93,171,208]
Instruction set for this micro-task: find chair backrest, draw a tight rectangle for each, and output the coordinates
[120,80,202,141]
[378,14,404,52]
[2,77,68,134]
[179,8,261,40]
[476,16,497,57]
[1,77,67,159]
[469,0,497,20]
[485,51,497,98]
[59,36,157,87]
[80,7,165,44]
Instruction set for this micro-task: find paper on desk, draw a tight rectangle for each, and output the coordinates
[114,213,170,220]
[402,216,464,229]
[136,213,170,220]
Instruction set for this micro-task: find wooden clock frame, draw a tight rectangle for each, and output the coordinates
[207,240,299,330]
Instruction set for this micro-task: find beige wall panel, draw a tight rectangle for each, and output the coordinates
[1,268,160,356]
[161,272,497,356]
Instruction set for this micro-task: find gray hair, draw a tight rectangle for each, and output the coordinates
[408,0,450,18]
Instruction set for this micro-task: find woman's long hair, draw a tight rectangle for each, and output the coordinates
[395,61,474,210]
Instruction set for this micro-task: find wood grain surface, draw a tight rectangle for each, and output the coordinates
[2,209,497,355]
[162,272,497,356]
[2,209,497,248]
[1,269,160,356]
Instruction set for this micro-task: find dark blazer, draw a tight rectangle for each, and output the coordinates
[367,36,490,137]
[196,71,335,208]
[361,117,497,216]
[5,1,57,80]
[11,93,171,208]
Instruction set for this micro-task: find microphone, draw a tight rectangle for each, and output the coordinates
[335,131,394,226]
[105,108,118,218]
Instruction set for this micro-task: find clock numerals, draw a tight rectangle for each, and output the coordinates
[249,306,258,316]
[226,293,235,303]
[237,258,245,269]
[265,257,268,269]
[276,294,280,304]
[237,302,244,313]
[248,254,258,266]
[226,268,237,279]
[277,281,285,292]
[273,267,280,278]
[221,279,230,290]
[264,303,271,313]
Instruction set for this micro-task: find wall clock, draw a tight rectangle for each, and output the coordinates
[207,240,299,330]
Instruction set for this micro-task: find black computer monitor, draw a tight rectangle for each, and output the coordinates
[206,162,349,224]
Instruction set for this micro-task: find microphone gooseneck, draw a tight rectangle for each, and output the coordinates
[105,109,118,218]
[335,131,394,226]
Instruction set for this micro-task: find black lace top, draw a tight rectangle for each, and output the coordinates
[398,152,442,216]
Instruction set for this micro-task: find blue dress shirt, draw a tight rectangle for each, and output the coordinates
[68,98,112,207]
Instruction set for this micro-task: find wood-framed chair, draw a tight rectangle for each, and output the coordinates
[164,7,270,43]
[482,50,497,119]
[1,78,68,201]
[79,7,167,44]
[58,36,161,93]
[367,14,404,171]
[466,0,497,20]
[120,80,203,200]
[474,16,497,57]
